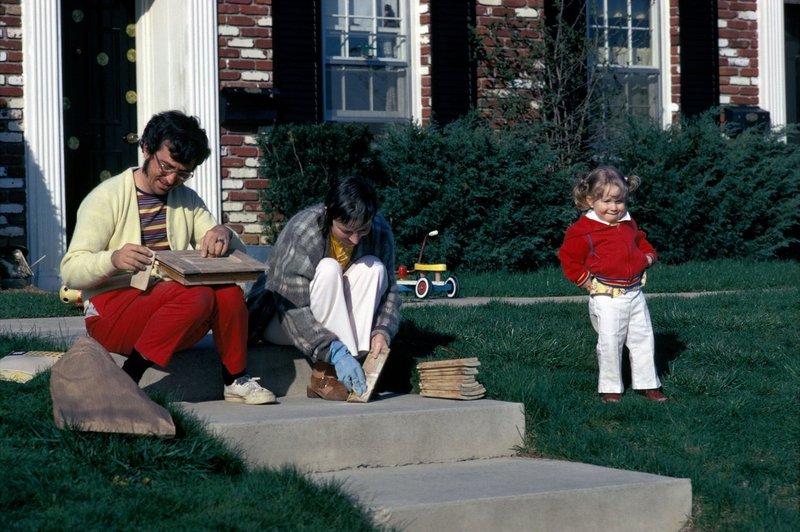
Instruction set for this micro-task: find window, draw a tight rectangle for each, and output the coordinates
[587,0,661,121]
[322,1,410,122]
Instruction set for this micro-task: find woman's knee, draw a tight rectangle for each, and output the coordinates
[315,257,344,283]
[348,255,386,278]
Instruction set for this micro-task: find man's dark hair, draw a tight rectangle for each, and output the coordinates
[139,110,211,166]
[323,176,377,229]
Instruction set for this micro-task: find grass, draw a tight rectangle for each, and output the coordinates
[455,258,799,297]
[1,259,798,530]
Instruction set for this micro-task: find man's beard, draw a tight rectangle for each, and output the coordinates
[142,156,153,178]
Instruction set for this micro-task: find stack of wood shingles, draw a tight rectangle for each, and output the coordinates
[417,357,485,400]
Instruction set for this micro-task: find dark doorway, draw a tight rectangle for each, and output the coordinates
[786,2,800,144]
[272,0,322,124]
[61,0,138,240]
[430,1,476,125]
[679,0,720,118]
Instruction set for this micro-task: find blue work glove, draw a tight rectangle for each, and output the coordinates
[329,340,367,395]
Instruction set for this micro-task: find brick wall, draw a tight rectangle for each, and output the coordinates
[217,0,273,245]
[474,0,543,119]
[0,0,23,249]
[418,0,432,123]
[669,0,679,119]
[669,0,759,121]
[717,0,758,106]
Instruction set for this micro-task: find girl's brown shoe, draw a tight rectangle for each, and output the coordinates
[639,389,668,402]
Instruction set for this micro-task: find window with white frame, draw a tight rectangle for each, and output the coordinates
[587,0,661,121]
[322,1,410,122]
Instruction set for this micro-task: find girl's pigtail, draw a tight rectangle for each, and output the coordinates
[625,174,641,193]
[572,171,591,210]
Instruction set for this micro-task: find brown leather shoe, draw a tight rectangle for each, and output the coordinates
[639,388,668,402]
[306,362,348,401]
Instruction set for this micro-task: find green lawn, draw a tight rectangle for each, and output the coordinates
[1,259,798,530]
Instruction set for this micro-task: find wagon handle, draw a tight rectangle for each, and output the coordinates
[417,230,439,264]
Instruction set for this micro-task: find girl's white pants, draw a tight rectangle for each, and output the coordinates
[264,256,388,357]
[588,290,661,394]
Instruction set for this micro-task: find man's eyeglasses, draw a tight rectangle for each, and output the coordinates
[154,152,193,182]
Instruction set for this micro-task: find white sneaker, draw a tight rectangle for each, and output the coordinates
[224,375,276,405]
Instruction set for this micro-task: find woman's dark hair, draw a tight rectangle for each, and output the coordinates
[323,176,377,229]
[139,110,211,166]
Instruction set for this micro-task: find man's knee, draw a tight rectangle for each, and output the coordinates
[183,286,216,318]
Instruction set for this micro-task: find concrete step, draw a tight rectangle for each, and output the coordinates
[181,394,526,472]
[124,340,314,402]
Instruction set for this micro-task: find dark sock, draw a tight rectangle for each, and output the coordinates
[223,367,247,386]
[122,350,154,384]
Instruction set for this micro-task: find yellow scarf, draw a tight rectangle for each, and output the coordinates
[328,233,354,270]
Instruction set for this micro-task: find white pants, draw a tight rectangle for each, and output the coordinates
[264,256,388,357]
[588,290,661,394]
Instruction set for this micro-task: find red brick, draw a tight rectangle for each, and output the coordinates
[228,190,258,201]
[244,179,269,189]
[220,71,242,81]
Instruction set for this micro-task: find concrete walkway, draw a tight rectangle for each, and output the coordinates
[1,299,693,531]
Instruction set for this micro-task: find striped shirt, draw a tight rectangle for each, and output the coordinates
[137,188,170,251]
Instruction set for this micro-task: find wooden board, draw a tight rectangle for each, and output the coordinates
[421,381,484,393]
[347,347,390,403]
[418,367,480,377]
[420,376,478,387]
[155,250,265,286]
[417,357,480,370]
[0,350,65,383]
[419,387,486,400]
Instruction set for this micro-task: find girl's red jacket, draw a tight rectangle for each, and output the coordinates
[558,214,657,288]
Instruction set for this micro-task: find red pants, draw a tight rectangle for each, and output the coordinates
[85,282,247,373]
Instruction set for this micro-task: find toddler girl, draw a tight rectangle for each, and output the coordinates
[558,166,667,403]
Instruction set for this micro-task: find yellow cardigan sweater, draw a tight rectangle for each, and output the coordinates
[60,167,244,300]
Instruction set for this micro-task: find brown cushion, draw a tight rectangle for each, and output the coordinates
[50,336,176,438]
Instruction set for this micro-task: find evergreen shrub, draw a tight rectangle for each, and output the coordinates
[595,112,800,263]
[256,113,798,270]
[374,115,577,271]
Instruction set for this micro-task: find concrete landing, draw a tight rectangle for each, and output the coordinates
[314,457,692,532]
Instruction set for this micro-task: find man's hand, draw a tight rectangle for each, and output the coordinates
[112,243,154,272]
[200,225,232,257]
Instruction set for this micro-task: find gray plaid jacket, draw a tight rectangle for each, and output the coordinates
[246,204,401,363]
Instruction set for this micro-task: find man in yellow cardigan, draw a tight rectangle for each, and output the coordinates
[60,110,274,405]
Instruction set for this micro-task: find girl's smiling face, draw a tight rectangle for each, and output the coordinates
[587,184,626,224]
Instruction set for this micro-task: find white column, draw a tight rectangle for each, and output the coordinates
[659,0,672,126]
[758,0,786,129]
[23,1,65,291]
[185,1,222,221]
[137,0,220,221]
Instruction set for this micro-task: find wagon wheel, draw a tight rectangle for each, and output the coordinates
[414,277,431,299]
[444,275,460,298]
